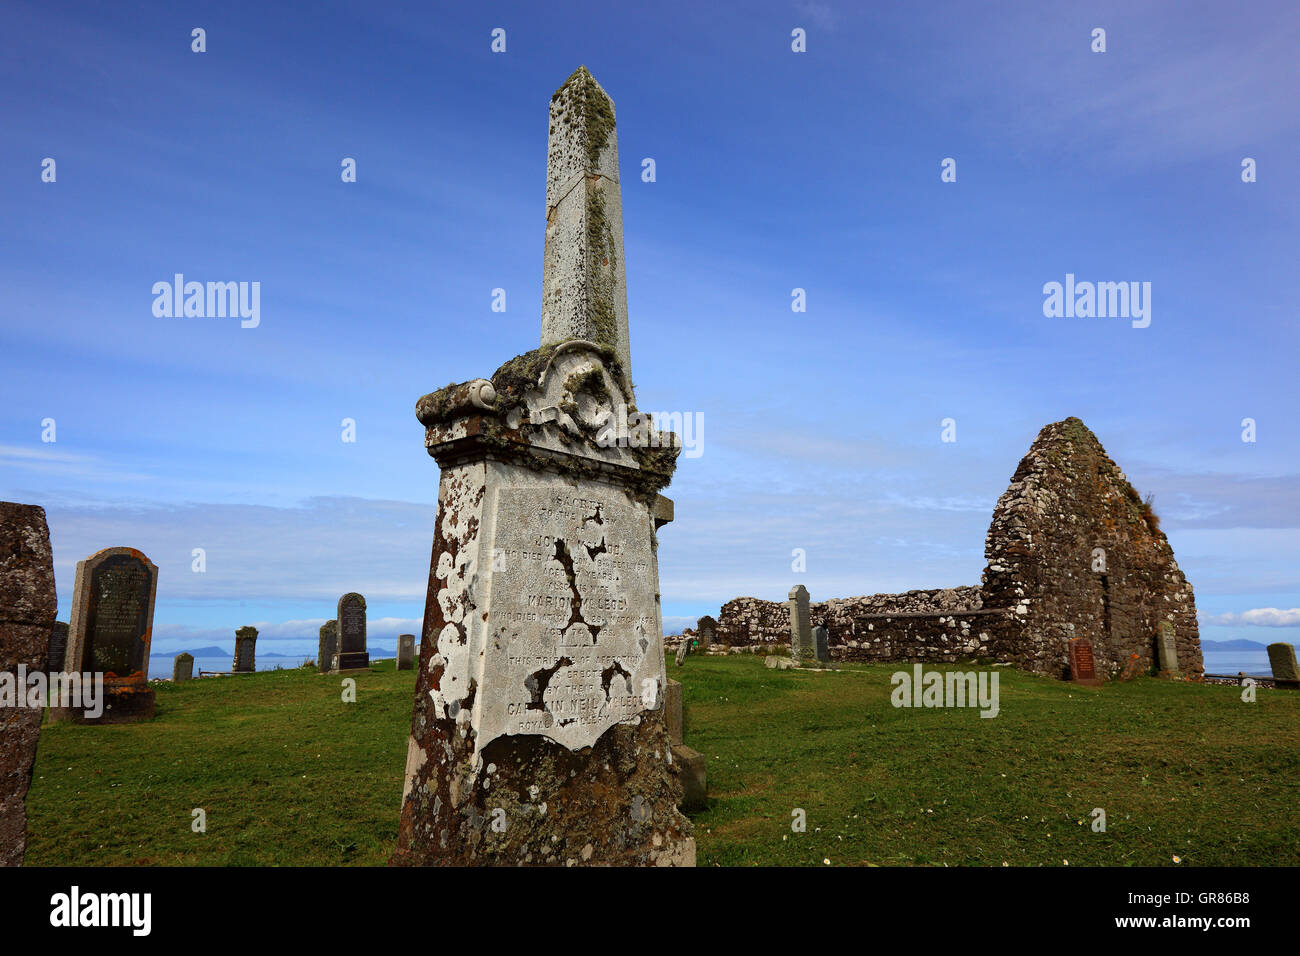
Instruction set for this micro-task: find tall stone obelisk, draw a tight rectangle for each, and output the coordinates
[541,66,633,395]
[391,68,694,867]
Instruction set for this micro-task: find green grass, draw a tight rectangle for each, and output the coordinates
[25,656,1300,866]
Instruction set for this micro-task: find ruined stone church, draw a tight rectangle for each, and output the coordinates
[714,417,1203,681]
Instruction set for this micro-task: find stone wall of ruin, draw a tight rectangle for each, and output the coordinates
[711,419,1203,682]
[980,417,1202,679]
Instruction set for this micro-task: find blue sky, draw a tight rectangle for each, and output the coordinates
[2,0,1298,657]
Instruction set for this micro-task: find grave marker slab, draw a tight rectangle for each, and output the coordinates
[0,502,57,867]
[318,619,338,673]
[788,585,814,664]
[336,593,369,672]
[396,633,415,671]
[173,653,194,682]
[392,67,693,867]
[1156,622,1180,676]
[233,626,257,673]
[696,615,716,650]
[1267,642,1299,689]
[1069,637,1102,686]
[58,547,157,723]
[46,621,68,677]
[675,636,690,666]
[813,624,830,664]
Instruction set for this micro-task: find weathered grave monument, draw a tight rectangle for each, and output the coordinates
[788,584,815,664]
[812,624,830,664]
[1156,622,1180,676]
[1267,642,1299,689]
[392,67,694,866]
[232,626,258,673]
[57,546,158,723]
[318,619,338,673]
[173,652,194,682]
[675,635,690,666]
[335,593,369,672]
[0,502,57,866]
[396,633,415,671]
[1068,637,1101,686]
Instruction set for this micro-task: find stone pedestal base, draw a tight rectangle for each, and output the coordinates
[335,652,369,672]
[52,682,155,724]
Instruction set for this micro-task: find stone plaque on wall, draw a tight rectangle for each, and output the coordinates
[470,485,659,754]
[1069,637,1101,685]
[1156,622,1180,675]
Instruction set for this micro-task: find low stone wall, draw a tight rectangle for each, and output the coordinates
[716,587,985,648]
[837,608,1016,663]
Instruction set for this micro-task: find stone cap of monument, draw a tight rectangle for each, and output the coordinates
[235,626,258,640]
[414,340,679,495]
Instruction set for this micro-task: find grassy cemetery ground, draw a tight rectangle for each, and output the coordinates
[26,655,1300,866]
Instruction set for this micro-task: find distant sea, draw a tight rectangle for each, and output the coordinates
[148,656,314,679]
[1201,650,1275,677]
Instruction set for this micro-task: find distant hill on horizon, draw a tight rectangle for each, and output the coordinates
[150,646,397,659]
[1201,638,1295,651]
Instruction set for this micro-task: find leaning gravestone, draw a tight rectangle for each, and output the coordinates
[0,502,58,867]
[675,636,690,666]
[812,624,830,664]
[232,626,257,673]
[391,67,694,867]
[1156,622,1180,676]
[396,633,415,671]
[318,619,338,673]
[335,593,369,672]
[1267,643,1299,689]
[57,546,158,723]
[173,653,194,682]
[788,585,815,664]
[46,621,68,677]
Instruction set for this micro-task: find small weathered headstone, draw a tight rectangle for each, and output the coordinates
[812,624,830,664]
[173,652,194,682]
[396,633,415,671]
[1267,642,1299,689]
[0,502,57,867]
[788,585,814,664]
[671,744,707,812]
[336,593,369,672]
[674,636,690,666]
[318,619,338,673]
[232,626,258,673]
[696,615,716,650]
[664,678,684,745]
[1069,637,1101,685]
[57,546,158,723]
[46,621,68,677]
[1156,622,1179,676]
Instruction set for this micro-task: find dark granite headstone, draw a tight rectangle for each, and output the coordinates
[46,621,68,676]
[232,626,257,673]
[58,547,157,723]
[336,593,368,671]
[0,502,58,867]
[696,615,716,649]
[396,633,415,671]
[812,624,830,664]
